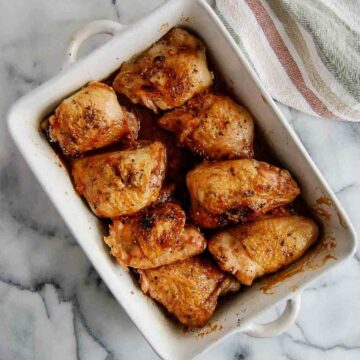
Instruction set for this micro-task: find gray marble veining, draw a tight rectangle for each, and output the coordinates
[0,1,359,359]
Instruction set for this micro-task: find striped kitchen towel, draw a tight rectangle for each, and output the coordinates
[215,0,360,121]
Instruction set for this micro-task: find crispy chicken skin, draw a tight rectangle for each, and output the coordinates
[72,142,166,218]
[208,216,319,285]
[158,93,254,160]
[138,256,232,327]
[104,203,206,269]
[186,159,300,228]
[113,28,212,112]
[49,81,138,157]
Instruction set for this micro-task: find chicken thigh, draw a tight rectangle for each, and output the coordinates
[113,28,212,112]
[72,142,166,218]
[104,203,206,269]
[138,256,232,327]
[49,81,138,157]
[186,159,300,228]
[158,92,254,159]
[219,276,241,296]
[208,215,319,285]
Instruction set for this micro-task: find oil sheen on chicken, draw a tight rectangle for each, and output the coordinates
[138,256,237,327]
[113,28,212,112]
[72,142,166,218]
[158,92,254,160]
[104,202,206,269]
[186,159,300,228]
[208,215,319,285]
[48,81,139,157]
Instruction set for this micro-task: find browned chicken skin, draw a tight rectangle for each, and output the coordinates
[138,256,234,327]
[158,92,254,160]
[49,81,138,157]
[219,276,241,296]
[186,159,300,228]
[72,142,166,218]
[104,202,206,269]
[113,28,213,112]
[208,216,319,285]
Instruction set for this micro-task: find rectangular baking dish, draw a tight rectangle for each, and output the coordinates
[7,0,357,359]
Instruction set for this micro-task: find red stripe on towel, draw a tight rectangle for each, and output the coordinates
[244,0,338,119]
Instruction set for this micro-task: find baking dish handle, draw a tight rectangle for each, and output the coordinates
[64,20,125,66]
[243,293,301,337]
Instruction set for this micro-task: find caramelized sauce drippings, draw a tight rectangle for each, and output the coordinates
[316,196,332,206]
[308,195,333,221]
[194,323,224,338]
[337,211,348,229]
[260,234,337,294]
[310,207,332,221]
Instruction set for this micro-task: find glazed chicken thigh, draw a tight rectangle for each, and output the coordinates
[138,256,235,327]
[186,159,300,228]
[209,216,319,285]
[49,81,138,157]
[158,92,254,159]
[113,28,212,112]
[104,202,206,269]
[72,142,166,218]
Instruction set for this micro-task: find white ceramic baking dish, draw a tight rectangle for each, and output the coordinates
[7,0,357,359]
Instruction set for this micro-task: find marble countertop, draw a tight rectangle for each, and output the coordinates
[1,1,360,359]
